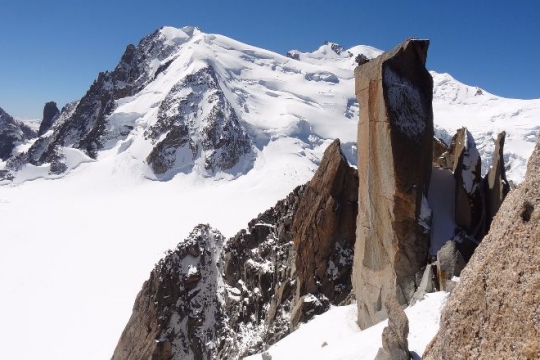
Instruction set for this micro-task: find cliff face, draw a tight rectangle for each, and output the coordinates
[353,39,434,329]
[293,139,358,304]
[423,136,540,359]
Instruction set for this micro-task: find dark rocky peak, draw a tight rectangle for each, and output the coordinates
[38,101,60,136]
[324,41,350,56]
[0,107,37,161]
[112,224,229,360]
[145,65,253,178]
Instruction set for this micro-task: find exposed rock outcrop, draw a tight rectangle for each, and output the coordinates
[222,185,305,356]
[451,128,484,238]
[293,139,358,304]
[424,136,540,360]
[484,131,510,230]
[436,240,466,292]
[375,297,410,360]
[353,39,434,329]
[112,140,359,359]
[37,101,59,136]
[145,66,253,177]
[0,107,36,162]
[111,225,229,360]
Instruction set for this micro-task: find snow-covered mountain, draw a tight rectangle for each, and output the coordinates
[0,26,539,360]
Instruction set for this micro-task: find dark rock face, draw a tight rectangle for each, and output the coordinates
[38,101,59,136]
[145,66,253,177]
[423,135,540,360]
[111,225,230,360]
[375,297,410,360]
[484,131,510,230]
[353,39,434,329]
[0,107,36,161]
[293,139,358,304]
[222,185,305,356]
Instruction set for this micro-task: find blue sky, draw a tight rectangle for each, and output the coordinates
[1,0,538,119]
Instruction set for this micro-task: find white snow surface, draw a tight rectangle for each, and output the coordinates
[1,26,539,360]
[247,292,448,360]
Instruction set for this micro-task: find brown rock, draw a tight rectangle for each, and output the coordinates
[353,39,433,329]
[293,139,358,302]
[423,136,540,360]
[484,131,510,231]
[375,297,410,360]
[436,240,466,291]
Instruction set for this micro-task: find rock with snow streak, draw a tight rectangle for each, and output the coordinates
[484,131,510,231]
[38,101,59,136]
[145,65,253,177]
[451,128,484,238]
[111,224,231,360]
[292,139,358,307]
[353,39,433,330]
[0,107,36,162]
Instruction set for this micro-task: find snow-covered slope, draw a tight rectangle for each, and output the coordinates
[246,292,448,360]
[432,72,540,182]
[0,26,539,360]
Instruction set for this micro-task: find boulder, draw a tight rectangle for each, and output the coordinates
[293,139,358,303]
[410,263,437,304]
[484,131,510,230]
[353,39,433,329]
[38,101,59,136]
[423,135,540,360]
[436,240,466,291]
[375,297,410,360]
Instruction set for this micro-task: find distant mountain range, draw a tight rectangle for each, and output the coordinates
[2,26,539,184]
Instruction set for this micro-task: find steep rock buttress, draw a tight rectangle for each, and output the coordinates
[352,39,434,329]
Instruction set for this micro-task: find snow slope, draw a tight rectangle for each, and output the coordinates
[246,292,448,360]
[0,26,539,360]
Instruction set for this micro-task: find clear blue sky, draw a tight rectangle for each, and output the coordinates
[1,0,538,119]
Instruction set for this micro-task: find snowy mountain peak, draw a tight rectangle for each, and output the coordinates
[1,26,539,185]
[158,25,202,45]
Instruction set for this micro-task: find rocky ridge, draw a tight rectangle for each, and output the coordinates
[112,139,358,359]
[1,26,254,180]
[0,107,36,161]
